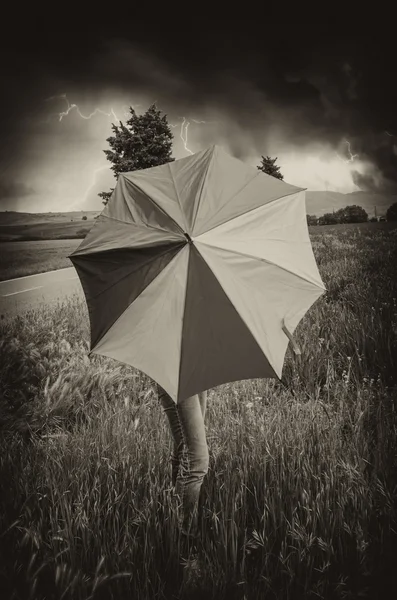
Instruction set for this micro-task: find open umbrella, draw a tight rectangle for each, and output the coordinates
[69,145,325,402]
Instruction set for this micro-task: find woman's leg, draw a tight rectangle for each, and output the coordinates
[158,387,184,487]
[177,392,209,535]
[198,391,207,420]
[157,386,209,536]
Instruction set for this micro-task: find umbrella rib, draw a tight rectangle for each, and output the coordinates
[193,247,280,377]
[122,174,186,236]
[190,148,215,234]
[70,214,184,258]
[196,171,260,234]
[78,242,186,303]
[168,163,189,233]
[177,246,192,401]
[98,213,185,238]
[90,247,188,374]
[199,186,305,237]
[196,240,325,290]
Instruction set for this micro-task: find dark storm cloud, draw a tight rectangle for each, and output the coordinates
[351,171,380,192]
[83,37,336,156]
[286,41,397,192]
[1,23,397,194]
[350,132,397,192]
[0,180,35,199]
[85,27,397,191]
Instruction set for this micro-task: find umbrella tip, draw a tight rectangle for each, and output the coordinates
[184,233,193,244]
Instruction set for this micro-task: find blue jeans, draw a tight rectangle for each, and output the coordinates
[157,385,209,536]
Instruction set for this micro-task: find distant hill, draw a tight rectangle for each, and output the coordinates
[0,211,100,242]
[306,191,396,218]
[0,192,396,241]
[0,210,100,225]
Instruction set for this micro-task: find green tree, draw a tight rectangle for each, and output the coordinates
[318,212,339,225]
[335,205,368,223]
[257,155,284,180]
[306,214,318,226]
[386,202,397,221]
[99,104,174,206]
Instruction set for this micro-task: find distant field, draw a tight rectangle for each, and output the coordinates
[1,210,394,243]
[308,220,396,233]
[0,211,99,242]
[1,219,396,282]
[0,240,81,281]
[0,211,99,225]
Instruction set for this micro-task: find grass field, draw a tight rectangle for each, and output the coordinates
[0,222,92,242]
[0,224,397,599]
[0,240,81,281]
[0,210,97,281]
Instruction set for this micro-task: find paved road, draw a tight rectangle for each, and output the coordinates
[0,267,84,320]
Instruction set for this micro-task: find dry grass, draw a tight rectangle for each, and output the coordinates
[0,240,81,281]
[0,225,397,599]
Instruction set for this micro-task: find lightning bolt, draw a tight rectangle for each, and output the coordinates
[169,117,214,155]
[67,163,110,211]
[84,164,109,198]
[336,139,359,164]
[48,94,213,155]
[46,94,124,122]
[178,117,193,155]
[47,95,215,209]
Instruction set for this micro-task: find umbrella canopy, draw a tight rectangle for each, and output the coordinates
[69,144,325,403]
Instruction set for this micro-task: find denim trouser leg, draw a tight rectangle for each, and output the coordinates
[158,386,209,535]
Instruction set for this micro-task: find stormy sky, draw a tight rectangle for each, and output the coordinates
[1,22,396,212]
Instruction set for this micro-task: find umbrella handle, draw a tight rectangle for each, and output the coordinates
[282,320,301,356]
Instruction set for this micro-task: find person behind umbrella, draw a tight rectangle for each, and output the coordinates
[69,144,325,547]
[157,384,209,540]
